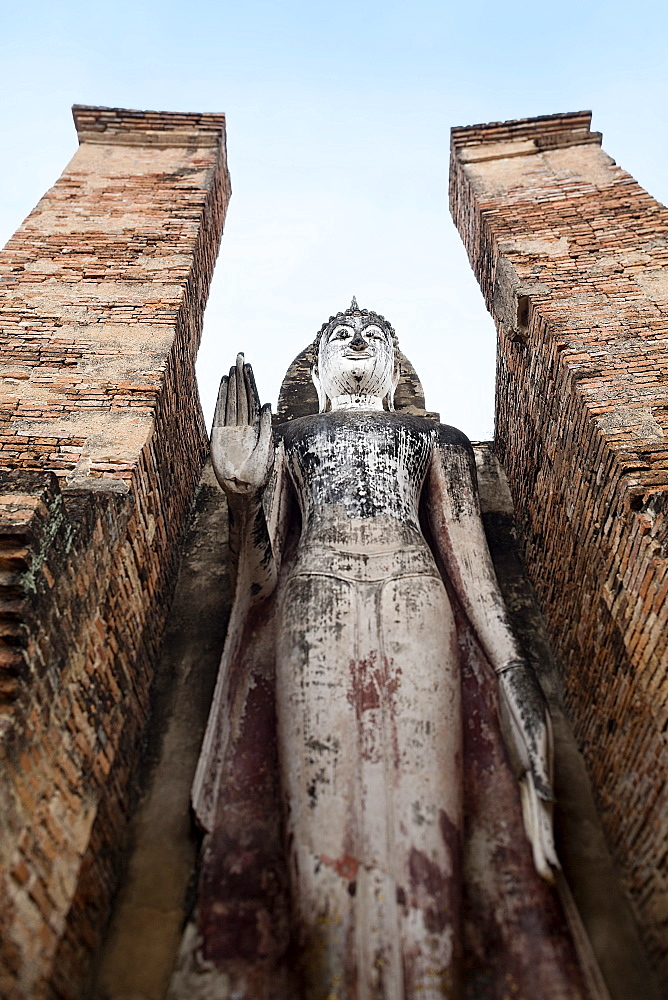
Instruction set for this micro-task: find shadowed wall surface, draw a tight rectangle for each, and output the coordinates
[450,111,668,987]
[0,105,230,999]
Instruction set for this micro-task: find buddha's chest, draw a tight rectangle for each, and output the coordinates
[280,412,434,521]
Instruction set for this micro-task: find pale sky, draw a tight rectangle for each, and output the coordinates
[2,1,667,439]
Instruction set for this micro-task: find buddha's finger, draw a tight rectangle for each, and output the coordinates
[244,363,260,425]
[258,402,273,452]
[213,376,228,428]
[227,365,237,425]
[236,353,248,425]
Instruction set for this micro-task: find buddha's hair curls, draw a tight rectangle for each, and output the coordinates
[314,299,399,354]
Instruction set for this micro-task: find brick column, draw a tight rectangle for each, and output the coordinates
[450,111,668,986]
[0,106,230,998]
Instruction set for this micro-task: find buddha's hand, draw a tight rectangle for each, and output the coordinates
[210,354,274,499]
[497,659,560,882]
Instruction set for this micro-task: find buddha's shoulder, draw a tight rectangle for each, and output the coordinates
[434,423,473,452]
[276,413,472,450]
[276,410,425,443]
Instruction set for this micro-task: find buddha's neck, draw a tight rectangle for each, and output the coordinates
[329,394,384,412]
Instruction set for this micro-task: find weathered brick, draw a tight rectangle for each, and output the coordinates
[450,110,668,988]
[10,860,30,887]
[0,105,230,997]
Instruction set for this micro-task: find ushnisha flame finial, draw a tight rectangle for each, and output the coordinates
[350,296,359,311]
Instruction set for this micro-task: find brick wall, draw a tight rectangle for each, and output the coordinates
[0,105,230,999]
[450,111,668,986]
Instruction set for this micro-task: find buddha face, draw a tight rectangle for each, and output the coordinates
[317,315,395,404]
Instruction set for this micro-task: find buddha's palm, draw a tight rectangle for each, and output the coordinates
[210,354,273,497]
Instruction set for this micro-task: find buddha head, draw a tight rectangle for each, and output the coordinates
[312,299,400,411]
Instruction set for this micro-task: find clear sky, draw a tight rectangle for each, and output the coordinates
[2,0,666,439]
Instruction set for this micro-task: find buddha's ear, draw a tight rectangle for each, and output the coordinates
[387,359,401,412]
[311,363,327,413]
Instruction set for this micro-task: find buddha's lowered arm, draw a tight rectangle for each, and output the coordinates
[425,426,559,881]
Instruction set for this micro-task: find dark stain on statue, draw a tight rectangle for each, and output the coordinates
[306,767,329,809]
[408,847,452,934]
[319,852,359,881]
[348,652,399,714]
[347,652,401,767]
[198,673,290,967]
[282,411,436,523]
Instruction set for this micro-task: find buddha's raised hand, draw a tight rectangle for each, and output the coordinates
[210,354,274,498]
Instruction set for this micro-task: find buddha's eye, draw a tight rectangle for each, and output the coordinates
[335,327,351,339]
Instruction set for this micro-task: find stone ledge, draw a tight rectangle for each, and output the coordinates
[77,130,221,149]
[72,104,226,149]
[451,110,601,153]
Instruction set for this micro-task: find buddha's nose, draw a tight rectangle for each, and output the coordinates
[349,331,368,351]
